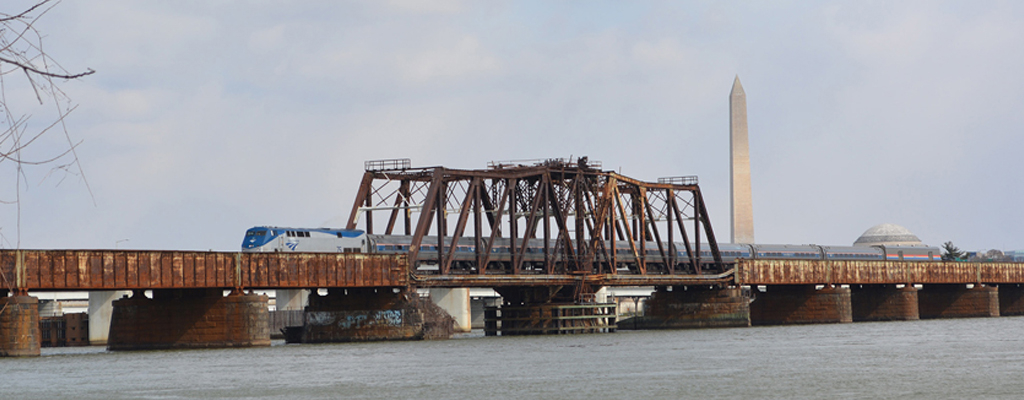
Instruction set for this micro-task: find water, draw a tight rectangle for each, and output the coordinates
[4,317,1024,399]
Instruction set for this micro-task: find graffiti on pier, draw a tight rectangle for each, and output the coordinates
[306,310,404,329]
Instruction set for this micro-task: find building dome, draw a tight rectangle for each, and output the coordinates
[853,223,923,247]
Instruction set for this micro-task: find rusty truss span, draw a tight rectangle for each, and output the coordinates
[347,158,725,277]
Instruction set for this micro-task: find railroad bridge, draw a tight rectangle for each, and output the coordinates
[4,159,1024,356]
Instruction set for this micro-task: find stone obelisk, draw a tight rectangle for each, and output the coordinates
[730,76,755,244]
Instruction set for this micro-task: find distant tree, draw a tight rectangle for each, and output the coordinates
[0,0,94,248]
[941,241,965,261]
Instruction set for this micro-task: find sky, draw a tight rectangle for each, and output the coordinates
[3,0,1024,252]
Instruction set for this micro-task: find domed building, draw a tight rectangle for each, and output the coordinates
[853,223,924,247]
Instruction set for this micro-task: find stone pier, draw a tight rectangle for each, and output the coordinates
[0,294,40,357]
[918,284,999,319]
[107,289,270,351]
[302,288,453,343]
[998,284,1024,316]
[630,285,750,329]
[851,284,919,321]
[750,285,852,325]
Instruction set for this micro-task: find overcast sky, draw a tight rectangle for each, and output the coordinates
[3,0,1023,252]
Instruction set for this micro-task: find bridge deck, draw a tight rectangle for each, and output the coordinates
[0,250,406,291]
[6,250,1024,292]
[735,259,1024,285]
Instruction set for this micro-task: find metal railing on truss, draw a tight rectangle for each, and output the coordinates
[487,157,602,170]
[365,158,412,171]
[658,176,699,186]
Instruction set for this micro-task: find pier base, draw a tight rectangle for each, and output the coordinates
[918,284,999,319]
[750,285,852,325]
[484,286,616,336]
[88,290,131,346]
[627,285,750,329]
[107,289,270,351]
[428,288,471,333]
[0,295,40,357]
[301,288,453,343]
[851,284,919,321]
[998,284,1024,316]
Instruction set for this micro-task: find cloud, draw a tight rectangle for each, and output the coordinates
[5,1,1024,253]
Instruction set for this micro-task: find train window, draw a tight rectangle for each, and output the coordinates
[286,231,293,237]
[337,232,344,238]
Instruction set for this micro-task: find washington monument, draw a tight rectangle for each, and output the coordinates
[730,76,755,244]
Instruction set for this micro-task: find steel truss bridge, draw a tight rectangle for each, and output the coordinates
[346,158,724,279]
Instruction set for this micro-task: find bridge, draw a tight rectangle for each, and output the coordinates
[5,249,1024,356]
[4,158,1024,356]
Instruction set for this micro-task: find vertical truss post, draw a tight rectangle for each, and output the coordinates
[401,180,412,235]
[408,169,444,269]
[543,175,552,274]
[667,188,675,274]
[694,191,702,274]
[509,178,519,274]
[346,172,375,230]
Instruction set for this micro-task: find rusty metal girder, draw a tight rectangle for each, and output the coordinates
[0,250,407,291]
[734,259,1024,286]
[346,158,725,276]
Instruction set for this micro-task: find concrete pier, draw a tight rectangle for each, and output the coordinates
[851,284,919,321]
[88,290,131,346]
[107,289,270,351]
[998,284,1024,316]
[0,295,40,357]
[302,288,453,343]
[631,285,750,329]
[750,285,852,325]
[275,289,309,311]
[918,284,999,319]
[429,288,471,333]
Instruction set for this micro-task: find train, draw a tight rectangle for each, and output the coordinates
[242,226,940,274]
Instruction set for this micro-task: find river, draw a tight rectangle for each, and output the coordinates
[3,316,1024,399]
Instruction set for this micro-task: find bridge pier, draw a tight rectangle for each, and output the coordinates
[485,286,616,336]
[275,289,310,311]
[750,285,852,325]
[107,289,270,351]
[0,294,40,357]
[918,284,999,319]
[850,284,919,321]
[88,290,131,346]
[428,288,471,333]
[301,288,453,343]
[998,284,1024,316]
[629,285,750,329]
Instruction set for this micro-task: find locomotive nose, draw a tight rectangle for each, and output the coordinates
[242,228,274,250]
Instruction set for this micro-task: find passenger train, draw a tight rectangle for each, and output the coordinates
[242,226,940,273]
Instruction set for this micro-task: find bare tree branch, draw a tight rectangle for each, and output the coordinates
[0,1,94,254]
[0,55,94,80]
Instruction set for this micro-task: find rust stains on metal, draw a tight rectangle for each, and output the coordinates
[0,250,406,291]
[344,158,725,276]
[735,259,1024,286]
